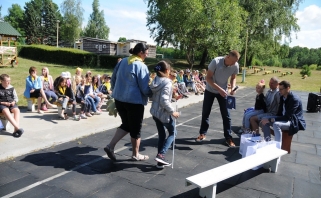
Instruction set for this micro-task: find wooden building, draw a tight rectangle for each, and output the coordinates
[75,37,156,58]
[74,37,117,55]
[0,21,21,67]
[116,39,156,58]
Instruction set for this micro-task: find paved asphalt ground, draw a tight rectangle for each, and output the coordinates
[0,88,320,198]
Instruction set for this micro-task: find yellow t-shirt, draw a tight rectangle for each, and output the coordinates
[104,82,111,91]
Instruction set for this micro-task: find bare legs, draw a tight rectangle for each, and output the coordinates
[250,116,260,134]
[131,137,141,157]
[2,108,20,131]
[108,128,128,149]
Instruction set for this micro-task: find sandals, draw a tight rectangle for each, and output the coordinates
[13,128,24,138]
[58,113,68,120]
[132,154,149,161]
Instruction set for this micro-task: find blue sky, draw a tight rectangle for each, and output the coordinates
[2,0,321,48]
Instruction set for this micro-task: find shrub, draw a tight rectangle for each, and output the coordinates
[300,65,311,77]
[99,55,123,68]
[309,64,318,70]
[18,45,97,67]
[316,66,321,71]
[251,58,263,66]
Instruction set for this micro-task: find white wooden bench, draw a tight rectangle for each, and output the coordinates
[185,145,288,198]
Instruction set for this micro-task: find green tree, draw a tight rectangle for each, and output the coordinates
[118,37,126,42]
[24,0,43,44]
[83,0,109,39]
[4,4,25,36]
[24,0,61,45]
[60,0,84,46]
[43,0,59,45]
[239,0,301,66]
[146,0,246,68]
[300,65,311,77]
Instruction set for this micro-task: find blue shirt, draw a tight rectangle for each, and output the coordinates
[23,76,43,98]
[111,57,152,105]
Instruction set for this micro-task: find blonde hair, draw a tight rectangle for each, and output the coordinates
[42,67,49,77]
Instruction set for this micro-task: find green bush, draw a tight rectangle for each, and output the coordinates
[316,66,321,71]
[18,45,97,67]
[300,65,311,77]
[251,58,263,66]
[309,64,318,70]
[99,55,123,68]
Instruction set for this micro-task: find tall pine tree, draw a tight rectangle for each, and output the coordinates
[83,0,109,39]
[24,0,61,45]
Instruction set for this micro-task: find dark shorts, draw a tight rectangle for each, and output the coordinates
[115,99,144,139]
[29,89,42,98]
[0,104,18,113]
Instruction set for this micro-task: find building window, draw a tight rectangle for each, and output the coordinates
[99,45,102,51]
[78,46,80,49]
[95,45,98,49]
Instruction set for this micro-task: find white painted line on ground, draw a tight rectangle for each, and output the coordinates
[3,91,255,197]
[181,124,224,133]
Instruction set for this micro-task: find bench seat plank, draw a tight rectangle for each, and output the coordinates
[186,146,287,189]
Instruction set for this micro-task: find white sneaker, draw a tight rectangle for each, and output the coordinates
[94,111,101,115]
[80,114,87,119]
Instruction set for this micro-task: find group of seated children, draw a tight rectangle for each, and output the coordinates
[23,66,112,121]
[150,68,207,102]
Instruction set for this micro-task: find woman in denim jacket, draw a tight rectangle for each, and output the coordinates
[104,43,152,162]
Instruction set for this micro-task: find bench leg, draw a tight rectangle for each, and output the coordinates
[263,158,280,173]
[0,118,13,132]
[199,184,217,198]
[57,106,63,115]
[27,100,35,112]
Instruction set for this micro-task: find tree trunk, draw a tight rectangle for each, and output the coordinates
[186,48,194,69]
[247,55,254,67]
[199,48,208,67]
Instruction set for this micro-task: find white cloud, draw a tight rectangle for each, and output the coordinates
[103,8,146,22]
[290,5,321,48]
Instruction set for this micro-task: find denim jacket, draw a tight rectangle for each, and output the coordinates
[23,76,43,98]
[111,57,152,105]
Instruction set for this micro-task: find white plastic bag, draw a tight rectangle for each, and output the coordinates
[241,139,281,170]
[239,133,259,157]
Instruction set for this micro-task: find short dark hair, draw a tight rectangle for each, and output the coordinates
[279,80,291,88]
[229,50,240,60]
[29,66,37,74]
[129,43,149,55]
[0,74,9,81]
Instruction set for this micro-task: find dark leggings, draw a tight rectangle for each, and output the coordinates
[115,100,144,139]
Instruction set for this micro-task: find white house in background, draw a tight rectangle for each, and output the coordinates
[75,37,156,58]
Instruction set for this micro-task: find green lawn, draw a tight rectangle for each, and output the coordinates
[1,58,320,107]
[236,67,321,93]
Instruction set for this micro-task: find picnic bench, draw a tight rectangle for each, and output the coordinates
[185,145,287,198]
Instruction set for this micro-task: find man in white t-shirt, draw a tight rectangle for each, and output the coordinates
[196,50,240,147]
